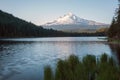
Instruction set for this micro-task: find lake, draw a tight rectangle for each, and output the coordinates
[0,37,120,80]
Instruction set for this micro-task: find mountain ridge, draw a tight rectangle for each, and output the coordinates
[43,12,109,33]
[44,12,109,26]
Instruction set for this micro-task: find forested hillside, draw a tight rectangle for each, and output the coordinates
[0,10,69,37]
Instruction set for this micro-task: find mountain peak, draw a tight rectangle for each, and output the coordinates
[66,12,74,16]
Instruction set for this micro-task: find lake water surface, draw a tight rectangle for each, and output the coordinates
[0,37,120,80]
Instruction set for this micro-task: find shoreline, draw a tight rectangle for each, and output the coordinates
[108,38,120,44]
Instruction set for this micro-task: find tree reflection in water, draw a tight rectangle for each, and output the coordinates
[109,43,120,64]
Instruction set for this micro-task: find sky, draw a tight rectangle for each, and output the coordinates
[0,0,118,25]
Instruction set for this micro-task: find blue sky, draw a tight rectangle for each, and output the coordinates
[0,0,118,25]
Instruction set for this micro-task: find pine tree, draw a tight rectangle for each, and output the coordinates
[108,18,116,38]
[108,0,120,39]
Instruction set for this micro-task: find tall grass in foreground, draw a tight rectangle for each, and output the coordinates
[44,54,120,80]
[44,65,54,80]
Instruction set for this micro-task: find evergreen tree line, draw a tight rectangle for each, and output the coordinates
[108,0,120,39]
[0,10,105,38]
[44,54,120,80]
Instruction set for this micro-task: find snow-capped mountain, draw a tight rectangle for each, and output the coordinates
[43,12,109,32]
[44,12,107,26]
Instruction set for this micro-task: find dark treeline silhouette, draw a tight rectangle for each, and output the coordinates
[0,10,105,38]
[108,0,120,40]
[44,54,120,80]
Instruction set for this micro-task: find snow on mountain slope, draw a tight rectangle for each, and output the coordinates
[44,12,108,26]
